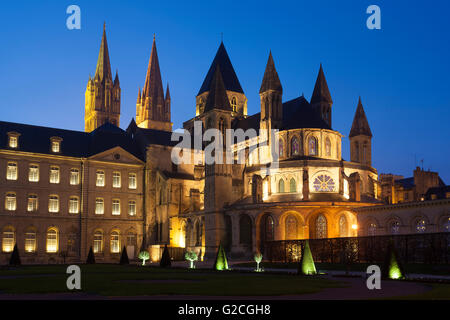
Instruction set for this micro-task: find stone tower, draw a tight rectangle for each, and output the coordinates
[85,24,121,132]
[136,36,172,132]
[310,64,333,128]
[349,97,373,166]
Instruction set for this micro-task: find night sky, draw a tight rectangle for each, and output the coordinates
[0,0,449,182]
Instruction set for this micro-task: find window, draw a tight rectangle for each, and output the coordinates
[263,215,274,241]
[93,230,103,253]
[339,215,348,237]
[2,227,15,252]
[27,195,38,212]
[231,97,237,112]
[5,193,16,211]
[46,228,58,253]
[6,162,17,180]
[49,166,60,184]
[313,174,336,192]
[325,138,331,156]
[443,218,450,232]
[416,220,426,233]
[25,231,36,253]
[291,137,299,155]
[96,171,105,187]
[9,136,18,148]
[390,221,400,234]
[48,195,59,213]
[308,137,318,156]
[70,169,80,185]
[51,141,60,153]
[127,232,136,247]
[285,215,298,240]
[69,197,79,214]
[289,178,296,193]
[354,142,360,161]
[278,179,285,193]
[110,231,120,253]
[128,200,136,216]
[112,199,120,215]
[95,198,104,214]
[279,139,284,157]
[128,173,137,189]
[113,172,121,188]
[368,223,377,236]
[316,215,327,239]
[29,164,39,182]
[50,137,62,153]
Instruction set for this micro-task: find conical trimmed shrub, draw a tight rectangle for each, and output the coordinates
[214,244,228,271]
[9,244,21,266]
[120,246,129,265]
[382,239,405,280]
[297,240,316,275]
[86,246,95,264]
[160,245,171,268]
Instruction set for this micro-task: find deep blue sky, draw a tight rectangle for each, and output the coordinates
[0,0,449,182]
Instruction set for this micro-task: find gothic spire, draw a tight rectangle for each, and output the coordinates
[259,51,282,94]
[204,65,232,112]
[94,23,112,82]
[349,97,372,137]
[143,35,164,100]
[310,64,332,104]
[165,83,171,101]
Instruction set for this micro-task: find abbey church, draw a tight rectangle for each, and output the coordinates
[0,26,448,264]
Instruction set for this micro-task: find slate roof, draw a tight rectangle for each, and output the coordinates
[310,64,332,105]
[425,185,450,200]
[198,42,244,96]
[349,97,372,137]
[395,177,415,189]
[259,52,282,93]
[203,65,233,112]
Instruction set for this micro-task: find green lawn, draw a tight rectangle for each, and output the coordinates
[0,264,345,296]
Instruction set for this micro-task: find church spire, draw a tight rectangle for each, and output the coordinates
[311,64,332,104]
[94,23,112,82]
[143,35,164,100]
[204,65,232,112]
[349,97,372,137]
[259,51,282,94]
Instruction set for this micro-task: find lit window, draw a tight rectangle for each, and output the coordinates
[313,174,336,192]
[291,137,299,155]
[416,220,426,233]
[6,162,17,180]
[27,195,38,212]
[29,164,39,182]
[69,197,79,214]
[308,137,318,156]
[95,198,104,214]
[128,173,137,189]
[49,166,60,184]
[2,228,15,253]
[9,136,18,148]
[279,139,284,157]
[112,199,120,215]
[339,215,348,237]
[316,215,327,239]
[110,231,120,253]
[93,231,103,253]
[96,171,105,187]
[46,228,58,253]
[113,172,121,188]
[128,200,136,216]
[5,193,16,211]
[70,169,80,185]
[48,195,59,213]
[50,137,62,153]
[231,97,237,112]
[25,231,36,253]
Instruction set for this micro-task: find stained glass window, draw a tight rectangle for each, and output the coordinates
[278,179,285,193]
[316,215,327,239]
[339,215,347,237]
[264,215,274,241]
[289,178,296,193]
[313,175,336,192]
[279,139,284,157]
[325,138,331,156]
[416,220,426,233]
[291,137,299,155]
[309,137,317,156]
[390,221,400,234]
[443,218,450,232]
[285,215,298,240]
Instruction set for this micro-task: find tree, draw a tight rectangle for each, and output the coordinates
[214,244,228,271]
[382,239,405,279]
[185,251,198,269]
[160,245,171,268]
[86,246,95,264]
[120,246,129,265]
[254,252,263,272]
[138,250,150,266]
[297,240,316,275]
[9,244,21,266]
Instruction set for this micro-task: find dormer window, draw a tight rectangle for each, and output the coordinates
[7,132,20,149]
[50,137,62,153]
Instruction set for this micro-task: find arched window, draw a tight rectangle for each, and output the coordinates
[363,142,368,162]
[25,228,36,253]
[308,137,318,156]
[278,179,285,193]
[94,230,103,253]
[390,221,400,234]
[110,231,120,253]
[368,223,377,236]
[316,215,327,239]
[2,227,15,253]
[313,174,336,192]
[443,217,450,232]
[285,215,298,240]
[354,142,360,161]
[46,228,58,253]
[291,137,299,155]
[264,215,274,241]
[415,220,426,233]
[289,178,296,193]
[279,139,284,157]
[231,97,237,112]
[239,215,252,245]
[339,215,348,237]
[325,138,331,156]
